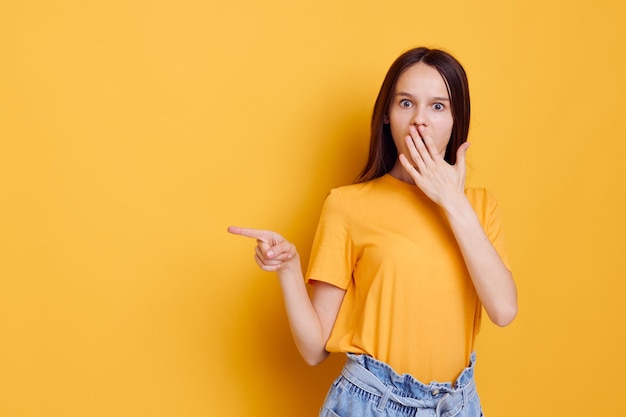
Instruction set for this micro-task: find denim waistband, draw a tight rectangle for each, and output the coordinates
[342,353,477,417]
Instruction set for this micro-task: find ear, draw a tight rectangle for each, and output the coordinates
[383,114,390,124]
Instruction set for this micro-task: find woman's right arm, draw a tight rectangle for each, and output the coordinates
[227,226,345,366]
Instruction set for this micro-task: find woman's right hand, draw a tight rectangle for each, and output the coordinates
[228,225,344,366]
[227,226,298,272]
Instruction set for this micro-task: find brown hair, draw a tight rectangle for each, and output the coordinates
[356,47,471,182]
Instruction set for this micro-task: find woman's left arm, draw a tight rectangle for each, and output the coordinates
[440,196,517,326]
[399,126,517,326]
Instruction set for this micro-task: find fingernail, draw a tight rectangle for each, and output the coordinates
[266,250,274,257]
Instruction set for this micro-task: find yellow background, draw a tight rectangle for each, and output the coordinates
[1,1,625,416]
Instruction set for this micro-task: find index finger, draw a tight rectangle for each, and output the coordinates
[227,226,270,241]
[418,126,443,159]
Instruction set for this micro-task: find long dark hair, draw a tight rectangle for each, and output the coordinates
[356,47,471,183]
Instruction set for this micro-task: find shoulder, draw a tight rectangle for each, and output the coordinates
[325,177,383,201]
[464,187,498,206]
[464,187,504,227]
[318,178,387,221]
[464,187,500,216]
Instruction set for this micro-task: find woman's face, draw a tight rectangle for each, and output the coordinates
[387,62,454,161]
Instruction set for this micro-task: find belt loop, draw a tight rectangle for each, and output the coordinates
[462,383,468,409]
[435,393,450,417]
[376,386,393,412]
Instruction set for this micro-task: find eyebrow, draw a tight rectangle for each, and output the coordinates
[396,92,450,101]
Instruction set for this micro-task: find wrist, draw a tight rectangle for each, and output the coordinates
[441,192,473,218]
[277,252,301,275]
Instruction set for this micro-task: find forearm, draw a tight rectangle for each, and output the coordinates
[444,197,518,326]
[227,225,342,364]
[276,256,330,365]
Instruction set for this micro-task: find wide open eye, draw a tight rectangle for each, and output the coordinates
[433,103,445,111]
[400,99,412,108]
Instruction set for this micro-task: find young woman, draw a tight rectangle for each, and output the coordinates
[228,47,517,417]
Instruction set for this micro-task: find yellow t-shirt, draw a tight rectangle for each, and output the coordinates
[305,174,510,384]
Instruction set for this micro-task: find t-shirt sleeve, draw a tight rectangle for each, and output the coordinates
[473,188,512,271]
[305,188,353,289]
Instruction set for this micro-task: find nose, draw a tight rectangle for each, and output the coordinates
[411,106,428,127]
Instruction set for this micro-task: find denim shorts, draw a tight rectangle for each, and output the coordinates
[320,353,483,417]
